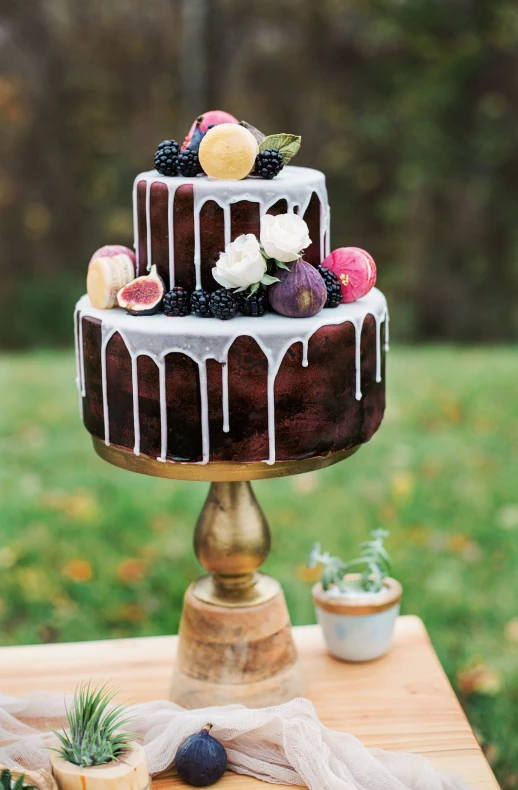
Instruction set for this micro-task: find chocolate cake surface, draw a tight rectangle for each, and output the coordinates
[133,166,329,291]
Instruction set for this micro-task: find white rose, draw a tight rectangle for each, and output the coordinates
[260,213,311,263]
[212,234,267,290]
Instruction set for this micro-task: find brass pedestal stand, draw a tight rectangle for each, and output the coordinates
[93,437,358,707]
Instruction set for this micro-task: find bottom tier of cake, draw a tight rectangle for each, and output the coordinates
[75,288,388,466]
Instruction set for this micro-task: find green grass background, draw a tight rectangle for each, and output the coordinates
[0,348,517,783]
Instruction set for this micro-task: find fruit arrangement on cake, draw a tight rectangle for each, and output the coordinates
[75,110,388,467]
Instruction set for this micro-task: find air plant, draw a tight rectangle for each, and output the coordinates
[52,683,136,767]
[0,770,35,790]
[307,529,392,593]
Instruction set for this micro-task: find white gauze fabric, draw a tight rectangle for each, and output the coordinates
[0,693,472,790]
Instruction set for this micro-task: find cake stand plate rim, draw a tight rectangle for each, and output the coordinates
[91,437,360,481]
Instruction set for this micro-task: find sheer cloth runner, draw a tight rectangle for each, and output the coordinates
[0,693,471,790]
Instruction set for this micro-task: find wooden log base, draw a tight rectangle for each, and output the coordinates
[50,744,150,790]
[170,584,305,708]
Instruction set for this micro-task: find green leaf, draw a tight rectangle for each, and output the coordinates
[248,282,260,296]
[260,274,280,286]
[275,260,291,271]
[14,776,25,790]
[259,133,302,165]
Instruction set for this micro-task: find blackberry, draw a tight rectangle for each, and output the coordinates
[191,289,213,317]
[317,265,342,308]
[177,148,203,177]
[154,140,180,176]
[209,288,239,320]
[163,287,191,317]
[238,288,268,317]
[254,148,284,180]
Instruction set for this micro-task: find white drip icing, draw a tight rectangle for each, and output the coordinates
[101,330,110,445]
[354,319,362,401]
[167,186,175,287]
[198,361,210,464]
[222,363,230,433]
[132,356,140,455]
[74,288,388,466]
[158,360,167,462]
[145,180,152,272]
[133,166,330,289]
[326,205,332,257]
[223,204,231,248]
[375,314,382,384]
[132,177,139,272]
[74,311,84,418]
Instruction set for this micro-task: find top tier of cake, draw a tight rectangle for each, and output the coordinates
[132,165,330,293]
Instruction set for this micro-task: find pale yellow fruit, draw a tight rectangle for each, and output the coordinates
[87,253,135,309]
[199,123,259,180]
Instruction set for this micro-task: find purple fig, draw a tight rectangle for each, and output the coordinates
[175,723,227,787]
[268,258,327,318]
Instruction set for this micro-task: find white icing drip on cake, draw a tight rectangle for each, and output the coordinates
[131,356,140,455]
[133,166,330,288]
[75,288,388,466]
[74,310,85,419]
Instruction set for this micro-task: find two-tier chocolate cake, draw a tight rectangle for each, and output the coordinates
[75,112,388,469]
[74,111,390,707]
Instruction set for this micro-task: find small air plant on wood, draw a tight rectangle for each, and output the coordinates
[49,684,149,790]
[52,683,135,767]
[307,528,392,593]
[309,529,402,662]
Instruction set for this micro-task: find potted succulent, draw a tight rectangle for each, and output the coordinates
[0,768,57,790]
[308,529,402,662]
[49,684,149,790]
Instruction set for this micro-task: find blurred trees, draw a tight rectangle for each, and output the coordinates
[1,0,517,347]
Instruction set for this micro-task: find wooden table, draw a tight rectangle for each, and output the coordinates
[1,616,499,789]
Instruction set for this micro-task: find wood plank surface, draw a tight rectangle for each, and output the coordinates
[0,617,499,789]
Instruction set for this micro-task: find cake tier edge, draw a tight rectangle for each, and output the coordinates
[75,289,388,466]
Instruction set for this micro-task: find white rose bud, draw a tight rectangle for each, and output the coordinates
[212,234,267,290]
[260,213,311,263]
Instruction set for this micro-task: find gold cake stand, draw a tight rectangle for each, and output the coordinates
[93,437,358,707]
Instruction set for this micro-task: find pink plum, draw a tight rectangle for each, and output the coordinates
[321,247,377,303]
[182,110,239,150]
[89,244,136,268]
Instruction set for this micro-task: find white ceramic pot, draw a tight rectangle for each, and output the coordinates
[312,574,402,662]
[50,743,150,790]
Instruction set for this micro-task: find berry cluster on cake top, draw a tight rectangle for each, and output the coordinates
[85,110,378,321]
[154,110,301,181]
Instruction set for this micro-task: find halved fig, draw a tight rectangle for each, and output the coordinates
[117,265,165,315]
